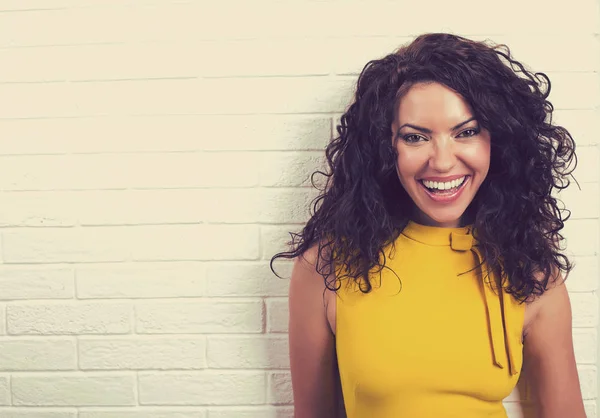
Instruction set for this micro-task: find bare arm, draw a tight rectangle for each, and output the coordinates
[289,247,340,417]
[523,280,586,417]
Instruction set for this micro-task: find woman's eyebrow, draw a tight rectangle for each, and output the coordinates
[397,117,476,133]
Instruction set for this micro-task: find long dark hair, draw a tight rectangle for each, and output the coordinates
[271,33,577,302]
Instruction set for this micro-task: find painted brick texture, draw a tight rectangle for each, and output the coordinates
[0,0,598,417]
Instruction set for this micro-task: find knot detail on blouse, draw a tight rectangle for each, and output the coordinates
[402,221,520,376]
[450,230,474,251]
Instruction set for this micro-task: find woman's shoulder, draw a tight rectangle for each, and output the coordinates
[291,243,330,278]
[289,243,337,335]
[522,268,567,335]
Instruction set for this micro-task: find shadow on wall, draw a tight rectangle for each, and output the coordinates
[260,98,335,415]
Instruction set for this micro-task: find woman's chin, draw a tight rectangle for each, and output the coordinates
[415,209,467,228]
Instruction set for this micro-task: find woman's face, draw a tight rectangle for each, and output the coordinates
[391,82,491,228]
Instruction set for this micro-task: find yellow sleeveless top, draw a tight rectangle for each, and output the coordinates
[336,221,525,418]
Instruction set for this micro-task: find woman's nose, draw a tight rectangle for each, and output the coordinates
[429,140,457,173]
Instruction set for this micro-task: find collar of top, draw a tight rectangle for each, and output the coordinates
[402,220,474,251]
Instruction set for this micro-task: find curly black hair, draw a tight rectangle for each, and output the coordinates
[270,33,577,302]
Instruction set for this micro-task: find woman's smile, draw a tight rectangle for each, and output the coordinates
[418,174,470,203]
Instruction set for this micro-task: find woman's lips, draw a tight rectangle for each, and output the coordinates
[419,176,470,203]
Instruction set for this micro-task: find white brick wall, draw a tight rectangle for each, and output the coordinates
[0,0,597,417]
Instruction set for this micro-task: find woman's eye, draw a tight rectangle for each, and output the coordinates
[458,128,479,138]
[403,134,426,143]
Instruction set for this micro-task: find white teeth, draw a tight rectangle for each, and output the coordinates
[422,176,466,191]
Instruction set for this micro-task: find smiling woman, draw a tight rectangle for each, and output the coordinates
[271,33,584,418]
[393,82,491,227]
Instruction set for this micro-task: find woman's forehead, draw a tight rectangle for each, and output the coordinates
[396,82,474,128]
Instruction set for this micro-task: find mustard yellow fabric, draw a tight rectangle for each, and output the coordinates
[336,221,525,418]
